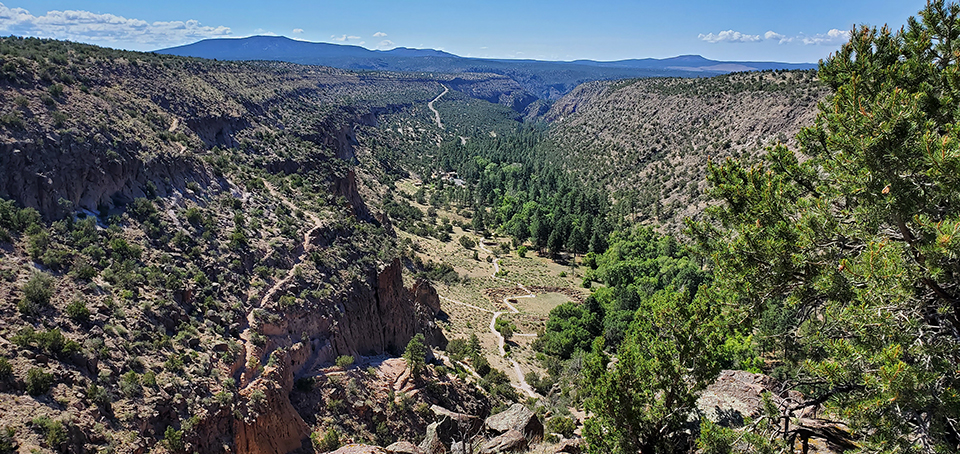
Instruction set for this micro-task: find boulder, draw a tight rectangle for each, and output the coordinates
[419,422,447,454]
[696,370,855,453]
[484,403,543,442]
[330,445,387,454]
[431,405,483,437]
[480,430,527,454]
[386,441,425,454]
[554,438,583,454]
[449,441,466,454]
[696,370,805,427]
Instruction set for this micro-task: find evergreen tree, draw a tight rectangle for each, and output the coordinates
[470,208,485,232]
[687,2,960,449]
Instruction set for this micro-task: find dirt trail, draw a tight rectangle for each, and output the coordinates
[168,117,187,152]
[428,85,448,129]
[477,242,538,398]
[434,238,538,397]
[257,182,324,305]
[237,182,326,386]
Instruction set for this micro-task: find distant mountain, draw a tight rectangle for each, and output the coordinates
[571,54,816,72]
[158,35,458,61]
[156,36,818,100]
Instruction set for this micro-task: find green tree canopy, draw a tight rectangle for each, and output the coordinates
[687,1,960,449]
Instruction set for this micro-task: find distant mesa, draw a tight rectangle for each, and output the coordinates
[155,36,817,100]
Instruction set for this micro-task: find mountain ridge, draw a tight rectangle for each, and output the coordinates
[156,35,818,99]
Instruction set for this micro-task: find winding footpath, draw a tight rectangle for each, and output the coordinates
[477,242,539,398]
[427,85,448,129]
[237,182,325,386]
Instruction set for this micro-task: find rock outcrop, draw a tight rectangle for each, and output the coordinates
[480,429,527,454]
[419,421,446,454]
[234,351,310,454]
[333,258,447,358]
[386,441,425,454]
[554,439,583,454]
[430,405,482,437]
[484,404,543,442]
[696,370,800,426]
[330,445,388,454]
[0,138,210,219]
[696,370,856,453]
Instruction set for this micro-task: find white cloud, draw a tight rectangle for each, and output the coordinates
[801,28,850,45]
[373,31,387,37]
[331,34,361,42]
[292,28,303,34]
[377,39,394,49]
[699,27,850,46]
[762,30,791,44]
[0,2,231,49]
[698,30,762,43]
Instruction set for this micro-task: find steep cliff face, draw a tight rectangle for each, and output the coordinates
[250,258,446,372]
[234,351,311,454]
[335,259,446,357]
[0,135,210,219]
[223,259,447,454]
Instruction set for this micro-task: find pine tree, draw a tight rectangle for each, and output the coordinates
[687,2,960,449]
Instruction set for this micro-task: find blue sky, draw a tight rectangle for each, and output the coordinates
[0,1,929,62]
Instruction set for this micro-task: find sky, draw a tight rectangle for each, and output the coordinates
[0,1,930,63]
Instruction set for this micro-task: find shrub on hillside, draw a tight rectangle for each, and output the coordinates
[25,367,53,395]
[19,272,53,316]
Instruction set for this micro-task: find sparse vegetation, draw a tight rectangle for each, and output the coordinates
[335,355,354,369]
[18,272,54,316]
[310,428,341,452]
[25,367,54,395]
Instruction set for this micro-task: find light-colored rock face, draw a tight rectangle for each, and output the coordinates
[696,369,796,425]
[480,429,527,454]
[696,370,855,453]
[484,403,543,442]
[419,422,446,454]
[330,445,388,454]
[386,440,425,454]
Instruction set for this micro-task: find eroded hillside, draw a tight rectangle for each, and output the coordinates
[545,70,828,229]
[0,37,532,454]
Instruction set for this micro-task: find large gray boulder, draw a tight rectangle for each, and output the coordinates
[484,403,543,442]
[419,422,447,454]
[386,441,425,454]
[432,405,483,437]
[480,429,527,454]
